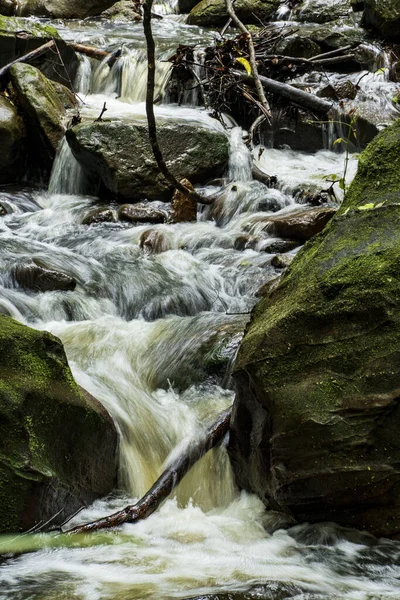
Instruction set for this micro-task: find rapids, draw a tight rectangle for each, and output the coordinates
[1,4,400,599]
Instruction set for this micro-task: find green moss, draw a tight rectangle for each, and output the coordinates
[0,15,59,38]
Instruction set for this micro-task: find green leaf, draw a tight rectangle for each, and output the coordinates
[339,178,345,190]
[333,137,343,145]
[236,57,252,75]
[357,203,375,211]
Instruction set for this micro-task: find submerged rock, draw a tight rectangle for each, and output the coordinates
[363,0,400,42]
[0,316,117,533]
[187,0,280,27]
[0,96,26,184]
[12,262,77,292]
[82,207,117,225]
[118,203,167,224]
[67,119,229,201]
[139,229,171,254]
[229,118,400,538]
[9,63,66,170]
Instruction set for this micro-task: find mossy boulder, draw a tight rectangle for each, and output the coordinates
[295,0,352,23]
[0,16,79,89]
[0,316,118,533]
[229,118,400,538]
[66,118,229,201]
[187,0,280,27]
[9,63,66,171]
[0,95,26,184]
[18,0,117,19]
[363,0,400,42]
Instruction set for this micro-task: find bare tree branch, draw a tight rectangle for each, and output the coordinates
[143,0,215,205]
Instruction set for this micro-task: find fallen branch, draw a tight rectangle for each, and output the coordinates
[0,39,55,80]
[225,0,271,122]
[235,71,334,114]
[65,408,232,534]
[143,0,215,205]
[68,42,110,62]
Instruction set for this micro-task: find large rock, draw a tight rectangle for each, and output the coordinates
[0,95,26,184]
[17,0,117,19]
[12,262,77,292]
[0,16,78,89]
[66,119,229,201]
[10,63,66,170]
[296,0,352,23]
[229,118,400,538]
[363,0,400,42]
[0,316,117,533]
[187,0,280,27]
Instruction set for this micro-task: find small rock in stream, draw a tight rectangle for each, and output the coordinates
[118,203,167,224]
[265,207,337,242]
[139,229,171,254]
[12,263,77,293]
[82,207,117,225]
[271,254,295,269]
[168,178,197,224]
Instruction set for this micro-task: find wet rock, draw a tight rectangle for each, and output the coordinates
[260,238,299,253]
[319,80,358,101]
[67,119,228,201]
[363,0,400,42]
[178,0,198,13]
[52,81,79,110]
[266,207,336,242]
[9,63,66,171]
[119,203,167,224]
[82,207,117,225]
[101,0,142,21]
[234,235,259,251]
[0,95,26,184]
[183,581,304,599]
[275,35,321,59]
[255,275,281,298]
[188,0,280,27]
[168,179,197,224]
[229,119,400,538]
[0,203,6,216]
[272,110,329,153]
[17,0,117,19]
[12,262,77,292]
[0,0,16,15]
[0,315,118,533]
[139,229,171,254]
[271,253,294,269]
[295,0,352,23]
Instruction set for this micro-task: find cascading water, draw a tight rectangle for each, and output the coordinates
[1,5,400,600]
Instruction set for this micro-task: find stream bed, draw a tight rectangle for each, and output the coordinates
[1,4,400,599]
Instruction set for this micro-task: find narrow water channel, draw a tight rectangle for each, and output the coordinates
[1,4,400,599]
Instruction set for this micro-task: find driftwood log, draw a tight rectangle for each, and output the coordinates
[235,71,334,114]
[66,408,232,534]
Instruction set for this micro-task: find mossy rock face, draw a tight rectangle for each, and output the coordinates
[296,0,352,23]
[363,0,400,42]
[0,95,26,184]
[229,118,400,538]
[0,316,117,533]
[9,63,66,170]
[187,0,280,27]
[19,0,116,19]
[66,119,229,201]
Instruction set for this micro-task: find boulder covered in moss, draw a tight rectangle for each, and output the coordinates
[0,16,78,88]
[187,0,279,27]
[0,95,26,184]
[363,0,400,42]
[229,118,400,538]
[66,118,229,201]
[17,0,116,19]
[0,316,118,533]
[9,63,66,171]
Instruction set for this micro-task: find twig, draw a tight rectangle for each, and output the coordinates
[225,0,271,123]
[94,101,107,122]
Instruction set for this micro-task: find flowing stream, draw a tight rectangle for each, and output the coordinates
[1,4,400,599]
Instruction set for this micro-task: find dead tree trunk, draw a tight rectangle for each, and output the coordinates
[235,71,334,114]
[143,0,215,205]
[65,408,232,534]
